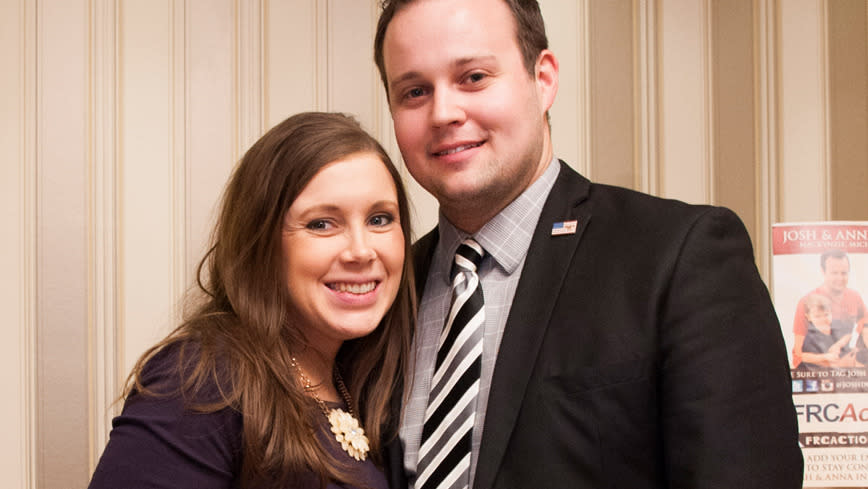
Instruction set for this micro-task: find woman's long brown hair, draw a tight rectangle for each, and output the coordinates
[123,112,415,488]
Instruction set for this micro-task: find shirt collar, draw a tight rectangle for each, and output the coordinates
[435,157,561,282]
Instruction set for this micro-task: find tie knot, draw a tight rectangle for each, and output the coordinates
[452,238,485,278]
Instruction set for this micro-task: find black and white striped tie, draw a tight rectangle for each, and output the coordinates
[417,238,485,489]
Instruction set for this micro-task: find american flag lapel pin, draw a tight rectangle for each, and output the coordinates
[551,220,578,236]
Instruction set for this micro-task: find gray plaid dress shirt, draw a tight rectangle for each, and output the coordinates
[401,158,560,488]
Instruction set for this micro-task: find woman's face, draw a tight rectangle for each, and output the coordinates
[281,152,405,356]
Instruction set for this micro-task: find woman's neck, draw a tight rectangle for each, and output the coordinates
[292,348,340,403]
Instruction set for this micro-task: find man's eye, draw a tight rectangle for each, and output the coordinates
[406,87,426,99]
[468,72,486,83]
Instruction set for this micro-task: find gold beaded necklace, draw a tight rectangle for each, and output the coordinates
[290,356,370,461]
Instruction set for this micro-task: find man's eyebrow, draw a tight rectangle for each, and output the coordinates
[454,55,496,67]
[389,71,423,92]
[388,55,498,92]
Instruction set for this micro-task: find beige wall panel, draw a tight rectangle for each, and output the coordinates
[588,0,635,188]
[712,0,758,238]
[328,0,379,128]
[778,0,829,222]
[37,1,91,487]
[392,160,440,237]
[828,0,868,221]
[117,0,239,372]
[0,0,36,487]
[265,0,317,126]
[541,0,590,176]
[659,0,712,204]
[118,0,177,376]
[186,0,237,281]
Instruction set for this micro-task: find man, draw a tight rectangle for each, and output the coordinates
[792,249,867,368]
[374,0,803,487]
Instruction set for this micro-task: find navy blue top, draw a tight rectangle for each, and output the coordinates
[799,319,855,370]
[88,346,389,489]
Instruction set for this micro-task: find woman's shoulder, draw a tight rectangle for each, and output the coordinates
[133,337,236,406]
[123,339,242,433]
[89,339,244,488]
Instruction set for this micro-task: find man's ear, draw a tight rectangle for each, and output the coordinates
[535,49,559,112]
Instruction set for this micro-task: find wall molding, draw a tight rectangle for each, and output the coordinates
[634,0,659,195]
[172,0,188,327]
[754,0,779,279]
[88,0,120,469]
[574,0,592,179]
[2,1,45,486]
[316,0,329,109]
[235,0,263,153]
[819,0,831,220]
[22,2,38,486]
[702,0,714,204]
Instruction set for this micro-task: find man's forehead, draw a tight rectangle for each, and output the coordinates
[382,0,515,47]
[382,2,518,73]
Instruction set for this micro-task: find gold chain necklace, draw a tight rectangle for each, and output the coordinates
[290,356,370,461]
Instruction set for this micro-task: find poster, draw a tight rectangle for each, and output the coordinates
[772,222,868,486]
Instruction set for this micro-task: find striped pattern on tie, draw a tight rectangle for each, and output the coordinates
[417,239,485,489]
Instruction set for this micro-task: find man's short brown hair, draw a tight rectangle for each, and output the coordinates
[373,0,549,100]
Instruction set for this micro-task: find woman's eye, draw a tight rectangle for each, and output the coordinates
[468,72,486,83]
[369,214,394,227]
[306,219,333,231]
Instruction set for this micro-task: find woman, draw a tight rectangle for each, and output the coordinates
[89,112,414,488]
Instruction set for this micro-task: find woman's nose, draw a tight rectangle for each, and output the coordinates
[341,230,377,263]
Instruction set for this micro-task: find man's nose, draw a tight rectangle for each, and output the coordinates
[431,88,466,128]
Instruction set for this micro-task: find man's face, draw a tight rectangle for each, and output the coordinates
[822,256,850,295]
[381,0,558,232]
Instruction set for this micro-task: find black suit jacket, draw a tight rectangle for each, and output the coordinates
[392,161,803,488]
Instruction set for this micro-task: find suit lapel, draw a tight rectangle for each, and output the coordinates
[412,228,439,298]
[473,162,592,489]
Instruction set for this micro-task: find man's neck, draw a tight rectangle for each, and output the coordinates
[441,148,555,234]
[822,285,845,299]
